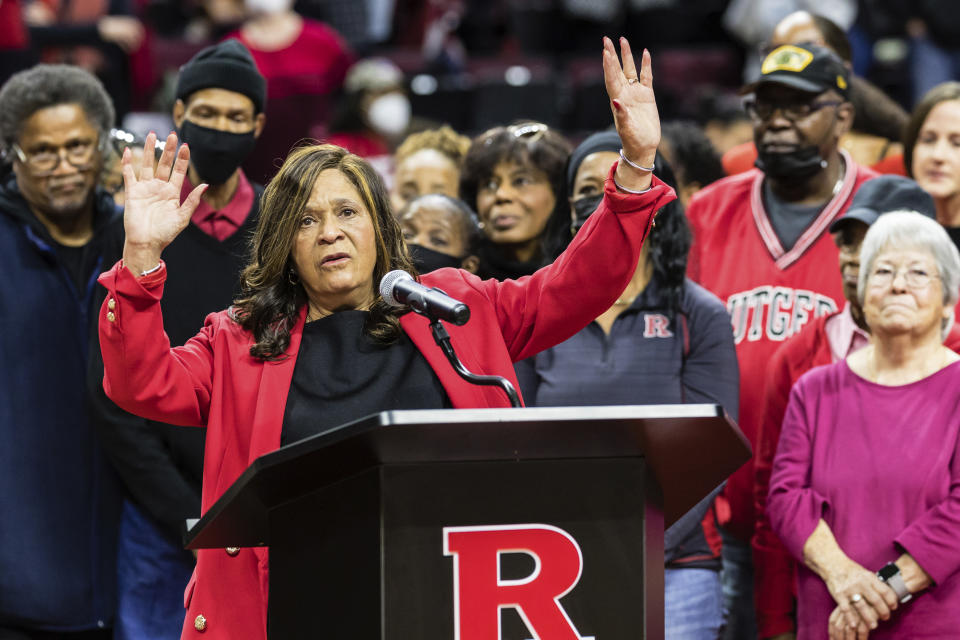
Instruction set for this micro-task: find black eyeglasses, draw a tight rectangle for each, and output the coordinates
[742,98,843,122]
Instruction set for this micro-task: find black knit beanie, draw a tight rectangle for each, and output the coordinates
[566,130,621,197]
[175,40,267,113]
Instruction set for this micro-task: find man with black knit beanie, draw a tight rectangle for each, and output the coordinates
[93,39,267,640]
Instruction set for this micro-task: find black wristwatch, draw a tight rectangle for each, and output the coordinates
[877,562,912,603]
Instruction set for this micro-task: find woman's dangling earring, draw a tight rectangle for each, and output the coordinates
[288,267,300,285]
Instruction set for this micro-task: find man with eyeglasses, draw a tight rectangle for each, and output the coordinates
[88,40,267,640]
[0,64,124,638]
[751,176,960,640]
[722,11,909,177]
[685,43,877,640]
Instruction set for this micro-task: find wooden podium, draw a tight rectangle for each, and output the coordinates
[185,405,749,640]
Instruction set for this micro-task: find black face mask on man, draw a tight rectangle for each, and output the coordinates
[408,244,464,273]
[178,120,258,185]
[571,194,603,235]
[754,144,827,181]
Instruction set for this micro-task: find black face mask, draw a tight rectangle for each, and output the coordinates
[571,194,603,235]
[409,243,463,273]
[754,144,826,181]
[178,120,257,186]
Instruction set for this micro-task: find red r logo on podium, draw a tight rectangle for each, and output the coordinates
[443,523,594,640]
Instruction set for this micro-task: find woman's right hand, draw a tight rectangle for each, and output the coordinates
[601,36,659,192]
[823,557,898,632]
[122,132,207,275]
[829,605,869,640]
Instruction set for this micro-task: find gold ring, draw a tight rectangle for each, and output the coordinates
[627,77,639,84]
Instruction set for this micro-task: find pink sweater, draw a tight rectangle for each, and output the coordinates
[768,360,960,638]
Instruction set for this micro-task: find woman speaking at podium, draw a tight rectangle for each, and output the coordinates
[98,37,673,640]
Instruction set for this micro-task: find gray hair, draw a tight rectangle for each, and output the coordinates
[858,210,960,339]
[0,64,115,153]
[400,193,482,250]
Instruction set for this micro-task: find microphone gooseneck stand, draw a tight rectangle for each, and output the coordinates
[428,318,522,408]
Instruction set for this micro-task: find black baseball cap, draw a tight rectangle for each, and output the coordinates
[829,176,936,233]
[741,44,850,97]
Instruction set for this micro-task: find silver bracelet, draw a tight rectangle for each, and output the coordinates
[612,175,652,195]
[619,148,656,173]
[139,262,163,277]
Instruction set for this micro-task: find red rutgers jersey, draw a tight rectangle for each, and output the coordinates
[687,151,876,541]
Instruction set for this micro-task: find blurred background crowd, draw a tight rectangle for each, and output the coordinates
[3,0,958,180]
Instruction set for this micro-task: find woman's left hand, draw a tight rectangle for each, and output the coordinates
[823,558,898,632]
[602,36,659,191]
[829,605,870,640]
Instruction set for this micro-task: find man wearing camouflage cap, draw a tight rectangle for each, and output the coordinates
[683,43,878,639]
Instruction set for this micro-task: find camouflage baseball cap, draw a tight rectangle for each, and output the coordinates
[742,43,850,96]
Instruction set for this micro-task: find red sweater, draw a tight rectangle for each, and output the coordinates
[227,19,352,101]
[0,0,27,49]
[686,154,876,543]
[98,172,673,640]
[226,20,353,182]
[752,312,834,637]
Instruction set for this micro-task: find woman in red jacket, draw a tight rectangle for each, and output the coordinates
[100,37,670,640]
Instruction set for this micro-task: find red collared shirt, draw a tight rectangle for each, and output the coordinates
[181,171,254,241]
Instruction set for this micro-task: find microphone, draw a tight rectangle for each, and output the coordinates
[379,270,471,326]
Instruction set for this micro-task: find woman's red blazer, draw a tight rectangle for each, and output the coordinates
[98,172,673,639]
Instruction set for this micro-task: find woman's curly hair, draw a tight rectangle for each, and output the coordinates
[459,121,572,264]
[231,144,416,360]
[395,125,471,167]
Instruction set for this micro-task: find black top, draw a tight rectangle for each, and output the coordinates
[161,189,262,347]
[762,181,824,252]
[475,237,544,281]
[945,226,960,255]
[281,310,450,445]
[54,240,101,294]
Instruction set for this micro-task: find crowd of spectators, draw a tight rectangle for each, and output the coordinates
[4,1,960,639]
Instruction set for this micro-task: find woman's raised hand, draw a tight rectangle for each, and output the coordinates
[602,36,660,191]
[121,132,206,275]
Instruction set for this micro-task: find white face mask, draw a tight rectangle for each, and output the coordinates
[366,92,411,138]
[245,0,291,15]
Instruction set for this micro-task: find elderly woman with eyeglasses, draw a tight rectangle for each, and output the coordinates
[767,211,960,639]
[458,120,572,280]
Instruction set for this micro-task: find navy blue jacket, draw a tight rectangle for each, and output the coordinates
[0,176,124,631]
